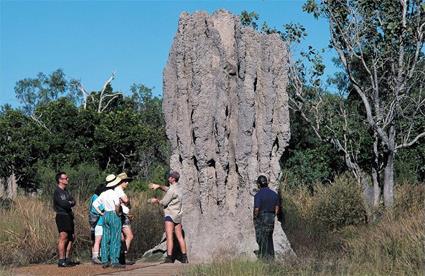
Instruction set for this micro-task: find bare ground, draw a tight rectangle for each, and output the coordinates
[11,262,189,276]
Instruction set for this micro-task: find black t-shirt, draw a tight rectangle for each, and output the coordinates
[53,186,75,215]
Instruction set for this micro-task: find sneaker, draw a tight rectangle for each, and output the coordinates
[125,260,135,265]
[102,263,110,269]
[58,261,73,267]
[162,255,174,263]
[180,254,189,264]
[111,263,126,269]
[92,258,102,265]
[65,259,80,266]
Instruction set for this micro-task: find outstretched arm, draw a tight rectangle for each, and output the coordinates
[149,183,169,192]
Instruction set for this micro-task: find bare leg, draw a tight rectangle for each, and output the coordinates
[165,221,174,256]
[174,224,187,254]
[93,235,102,257]
[65,233,75,259]
[122,226,134,253]
[58,232,68,260]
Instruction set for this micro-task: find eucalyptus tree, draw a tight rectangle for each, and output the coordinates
[302,0,425,207]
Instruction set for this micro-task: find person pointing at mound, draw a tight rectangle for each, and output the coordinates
[149,171,188,263]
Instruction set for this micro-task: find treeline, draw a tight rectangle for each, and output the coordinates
[0,70,169,197]
[1,68,423,199]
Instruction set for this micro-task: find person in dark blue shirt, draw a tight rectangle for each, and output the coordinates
[253,175,280,260]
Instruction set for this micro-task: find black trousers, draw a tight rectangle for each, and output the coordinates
[254,212,275,260]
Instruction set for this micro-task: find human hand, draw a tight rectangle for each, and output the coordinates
[149,183,160,190]
[149,198,159,204]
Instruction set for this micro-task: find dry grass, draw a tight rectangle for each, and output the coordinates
[188,182,425,275]
[0,191,163,266]
[0,197,57,265]
[1,181,424,275]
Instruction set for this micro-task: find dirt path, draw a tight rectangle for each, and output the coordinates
[11,262,190,276]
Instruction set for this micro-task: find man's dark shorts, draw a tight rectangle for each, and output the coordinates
[55,213,75,240]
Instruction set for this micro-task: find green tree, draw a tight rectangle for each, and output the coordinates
[3,70,170,194]
[303,0,425,207]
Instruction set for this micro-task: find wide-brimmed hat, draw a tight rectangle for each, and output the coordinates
[105,174,121,187]
[117,172,132,182]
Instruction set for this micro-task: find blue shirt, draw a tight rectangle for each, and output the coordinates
[254,187,279,213]
[89,194,104,226]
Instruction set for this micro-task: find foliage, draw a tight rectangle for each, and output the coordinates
[302,0,425,207]
[240,11,259,30]
[0,70,170,193]
[282,147,335,188]
[311,175,367,231]
[14,69,72,115]
[36,162,104,201]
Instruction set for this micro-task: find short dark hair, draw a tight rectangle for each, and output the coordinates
[56,171,67,183]
[257,175,268,188]
[169,171,180,182]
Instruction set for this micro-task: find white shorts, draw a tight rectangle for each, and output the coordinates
[94,225,103,236]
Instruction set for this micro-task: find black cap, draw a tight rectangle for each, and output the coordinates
[256,175,268,187]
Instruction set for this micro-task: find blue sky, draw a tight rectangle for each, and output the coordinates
[0,0,336,107]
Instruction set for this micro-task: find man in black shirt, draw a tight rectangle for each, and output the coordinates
[253,175,280,260]
[53,171,76,267]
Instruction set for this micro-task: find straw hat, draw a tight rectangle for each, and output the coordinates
[117,172,132,182]
[105,174,121,187]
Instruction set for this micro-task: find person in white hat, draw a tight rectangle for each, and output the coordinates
[92,174,124,269]
[115,172,134,264]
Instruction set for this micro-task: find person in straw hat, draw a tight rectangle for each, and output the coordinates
[92,174,124,268]
[115,172,134,264]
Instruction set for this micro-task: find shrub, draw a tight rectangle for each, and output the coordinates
[282,147,335,188]
[311,175,367,231]
[36,162,104,201]
[280,185,317,254]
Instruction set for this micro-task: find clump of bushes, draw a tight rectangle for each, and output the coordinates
[36,162,104,201]
[311,175,367,231]
[280,175,367,256]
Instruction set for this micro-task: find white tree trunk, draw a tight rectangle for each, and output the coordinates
[383,151,395,207]
[0,174,17,200]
